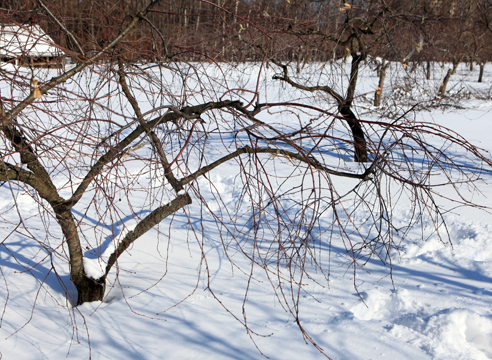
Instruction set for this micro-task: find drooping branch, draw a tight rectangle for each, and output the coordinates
[178,146,377,189]
[139,14,169,59]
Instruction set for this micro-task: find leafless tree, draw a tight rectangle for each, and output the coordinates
[1,1,492,359]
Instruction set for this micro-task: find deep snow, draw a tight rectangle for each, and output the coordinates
[0,61,492,360]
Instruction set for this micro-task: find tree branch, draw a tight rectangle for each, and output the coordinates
[38,0,86,57]
[67,100,243,208]
[103,192,192,277]
[5,2,158,123]
[270,59,344,103]
[269,60,367,162]
[178,146,375,188]
[117,56,182,192]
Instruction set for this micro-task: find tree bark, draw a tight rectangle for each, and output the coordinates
[271,58,368,163]
[103,193,192,278]
[438,60,460,97]
[374,59,389,108]
[478,62,484,83]
[339,105,367,162]
[76,275,106,305]
[75,193,192,305]
[438,68,453,97]
[345,53,368,162]
[52,207,100,305]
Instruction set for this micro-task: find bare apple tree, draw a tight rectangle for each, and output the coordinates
[0,0,491,358]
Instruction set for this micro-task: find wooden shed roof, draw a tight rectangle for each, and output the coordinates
[0,24,62,58]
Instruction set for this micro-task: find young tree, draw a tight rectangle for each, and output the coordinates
[1,0,491,358]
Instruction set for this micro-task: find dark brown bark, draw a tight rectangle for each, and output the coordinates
[339,106,367,162]
[76,275,106,305]
[52,205,107,304]
[438,68,453,97]
[338,51,368,162]
[345,53,362,109]
[271,59,368,162]
[478,62,485,83]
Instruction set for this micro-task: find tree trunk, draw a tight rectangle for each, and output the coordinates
[426,61,431,80]
[76,275,106,305]
[345,53,362,109]
[345,53,368,162]
[53,207,106,304]
[438,68,453,97]
[339,106,367,162]
[478,62,484,83]
[374,60,389,107]
[438,60,460,97]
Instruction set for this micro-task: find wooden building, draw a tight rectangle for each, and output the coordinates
[0,24,63,67]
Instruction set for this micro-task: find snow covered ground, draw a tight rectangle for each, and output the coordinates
[1,62,492,359]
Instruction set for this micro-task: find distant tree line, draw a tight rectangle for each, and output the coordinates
[0,0,491,66]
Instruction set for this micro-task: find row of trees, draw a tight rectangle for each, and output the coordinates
[0,1,491,358]
[2,0,492,65]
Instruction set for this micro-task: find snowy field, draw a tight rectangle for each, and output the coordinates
[1,61,492,360]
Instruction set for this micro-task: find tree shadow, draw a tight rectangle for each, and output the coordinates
[0,240,73,299]
[319,238,492,297]
[72,208,151,259]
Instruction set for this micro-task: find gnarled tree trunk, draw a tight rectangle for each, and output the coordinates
[76,276,106,305]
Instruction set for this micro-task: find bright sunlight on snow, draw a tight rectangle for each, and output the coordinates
[1,61,492,360]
